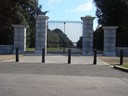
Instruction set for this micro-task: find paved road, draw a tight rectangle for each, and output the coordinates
[0,61,128,96]
[3,55,107,65]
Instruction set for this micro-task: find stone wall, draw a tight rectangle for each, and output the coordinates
[116,47,128,57]
[0,45,13,54]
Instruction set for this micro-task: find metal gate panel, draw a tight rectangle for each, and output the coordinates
[47,21,83,54]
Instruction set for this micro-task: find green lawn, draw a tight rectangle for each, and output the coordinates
[26,48,35,51]
[26,48,63,51]
[121,64,128,68]
[48,48,63,51]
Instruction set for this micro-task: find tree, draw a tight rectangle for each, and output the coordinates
[53,28,74,47]
[0,0,42,46]
[93,0,128,26]
[93,27,104,50]
[76,36,82,49]
[94,0,128,47]
[47,28,74,48]
[0,0,16,44]
[47,29,60,48]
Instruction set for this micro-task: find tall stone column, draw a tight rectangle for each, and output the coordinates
[35,15,49,54]
[81,16,95,55]
[103,26,118,56]
[12,25,28,53]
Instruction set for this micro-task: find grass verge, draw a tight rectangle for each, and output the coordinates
[48,48,63,51]
[26,48,63,51]
[121,64,128,68]
[26,48,35,51]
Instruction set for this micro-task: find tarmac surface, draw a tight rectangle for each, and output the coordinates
[0,54,128,96]
[2,54,107,65]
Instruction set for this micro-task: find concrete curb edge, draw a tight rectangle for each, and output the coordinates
[113,65,128,73]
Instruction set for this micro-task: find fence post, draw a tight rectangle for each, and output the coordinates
[42,48,45,63]
[16,47,19,62]
[120,49,123,65]
[93,49,97,65]
[68,49,71,64]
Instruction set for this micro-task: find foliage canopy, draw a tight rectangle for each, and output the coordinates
[93,0,128,47]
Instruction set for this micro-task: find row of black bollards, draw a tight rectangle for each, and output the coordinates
[93,49,124,65]
[15,48,124,65]
[15,47,46,63]
[41,48,72,64]
[15,47,96,64]
[15,48,46,63]
[15,47,71,63]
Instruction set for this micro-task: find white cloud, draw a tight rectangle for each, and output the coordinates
[65,2,93,13]
[47,0,62,5]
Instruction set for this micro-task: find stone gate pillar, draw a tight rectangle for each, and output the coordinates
[12,25,28,53]
[35,15,49,54]
[81,16,95,55]
[103,26,118,56]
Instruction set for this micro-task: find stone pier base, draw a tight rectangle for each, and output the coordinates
[103,26,118,56]
[35,15,49,54]
[81,16,95,56]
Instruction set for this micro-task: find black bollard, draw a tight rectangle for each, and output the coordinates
[120,49,123,65]
[42,48,45,63]
[93,49,97,65]
[16,47,19,62]
[68,49,71,64]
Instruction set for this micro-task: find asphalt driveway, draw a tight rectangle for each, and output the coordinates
[0,62,128,96]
